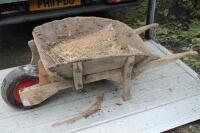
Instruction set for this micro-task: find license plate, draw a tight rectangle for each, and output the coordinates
[29,0,81,11]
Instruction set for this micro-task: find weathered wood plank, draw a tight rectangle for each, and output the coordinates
[28,40,40,65]
[32,17,150,79]
[133,23,159,34]
[38,60,57,85]
[122,56,135,101]
[73,62,83,90]
[134,51,198,77]
[19,82,71,106]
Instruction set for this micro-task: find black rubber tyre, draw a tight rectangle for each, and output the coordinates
[1,65,39,109]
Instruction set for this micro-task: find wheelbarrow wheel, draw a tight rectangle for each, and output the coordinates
[1,65,39,109]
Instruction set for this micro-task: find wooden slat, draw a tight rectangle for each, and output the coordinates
[122,56,135,101]
[134,51,198,76]
[19,82,71,106]
[73,62,83,90]
[133,23,159,34]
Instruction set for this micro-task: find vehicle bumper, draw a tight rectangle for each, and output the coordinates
[0,2,138,26]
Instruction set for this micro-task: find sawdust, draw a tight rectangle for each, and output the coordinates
[50,25,131,63]
[52,95,104,127]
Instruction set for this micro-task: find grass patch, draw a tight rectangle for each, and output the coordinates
[107,0,200,74]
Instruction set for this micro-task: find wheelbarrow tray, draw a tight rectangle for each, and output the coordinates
[32,17,150,79]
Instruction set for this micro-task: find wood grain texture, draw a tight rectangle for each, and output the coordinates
[133,23,159,34]
[122,56,135,101]
[38,60,57,85]
[134,51,198,76]
[28,40,40,65]
[32,17,150,79]
[19,81,71,106]
[73,62,83,90]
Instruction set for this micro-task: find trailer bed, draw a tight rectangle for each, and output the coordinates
[0,40,200,133]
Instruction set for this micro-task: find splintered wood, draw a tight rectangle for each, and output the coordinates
[51,27,131,63]
[52,95,104,127]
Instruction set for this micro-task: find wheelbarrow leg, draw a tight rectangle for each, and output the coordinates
[122,56,135,101]
[28,40,40,65]
[73,62,83,90]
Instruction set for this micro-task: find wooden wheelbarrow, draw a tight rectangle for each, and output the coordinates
[1,17,198,109]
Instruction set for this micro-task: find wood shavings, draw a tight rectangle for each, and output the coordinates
[50,27,131,64]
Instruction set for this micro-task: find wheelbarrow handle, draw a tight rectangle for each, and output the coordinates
[133,51,198,77]
[133,23,159,35]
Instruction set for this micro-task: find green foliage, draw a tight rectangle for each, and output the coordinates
[176,0,195,9]
[123,0,148,27]
[154,0,200,74]
[156,20,200,45]
[155,20,200,74]
[158,0,196,10]
[157,0,199,19]
[182,56,200,73]
[110,0,200,74]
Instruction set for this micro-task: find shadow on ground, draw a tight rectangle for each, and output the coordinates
[0,22,40,69]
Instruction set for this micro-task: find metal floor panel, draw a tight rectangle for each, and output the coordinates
[0,40,199,133]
